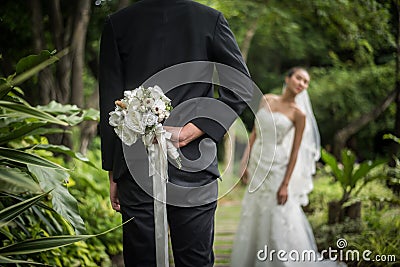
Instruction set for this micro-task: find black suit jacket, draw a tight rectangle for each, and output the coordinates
[99,0,252,185]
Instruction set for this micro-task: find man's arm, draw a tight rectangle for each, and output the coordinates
[99,16,124,171]
[190,13,253,143]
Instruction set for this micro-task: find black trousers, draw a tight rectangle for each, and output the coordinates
[117,175,217,267]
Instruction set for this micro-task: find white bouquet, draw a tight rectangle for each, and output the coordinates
[109,85,181,168]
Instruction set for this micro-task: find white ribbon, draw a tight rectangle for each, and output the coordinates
[146,124,179,267]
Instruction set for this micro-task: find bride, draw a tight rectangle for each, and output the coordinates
[231,67,345,267]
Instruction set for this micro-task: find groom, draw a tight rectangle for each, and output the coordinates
[99,0,252,266]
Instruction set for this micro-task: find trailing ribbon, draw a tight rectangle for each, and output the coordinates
[146,125,180,267]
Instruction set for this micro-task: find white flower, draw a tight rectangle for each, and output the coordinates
[124,90,135,98]
[135,86,144,98]
[144,97,155,108]
[119,126,138,146]
[109,110,124,127]
[152,99,166,114]
[139,105,146,113]
[142,113,158,127]
[158,113,165,122]
[152,86,171,102]
[150,85,163,99]
[125,110,145,134]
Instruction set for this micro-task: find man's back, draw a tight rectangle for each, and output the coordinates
[106,0,221,89]
[99,0,249,182]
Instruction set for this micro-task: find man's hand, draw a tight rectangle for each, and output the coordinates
[164,123,204,148]
[109,171,120,212]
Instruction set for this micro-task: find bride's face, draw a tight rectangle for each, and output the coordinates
[285,70,310,95]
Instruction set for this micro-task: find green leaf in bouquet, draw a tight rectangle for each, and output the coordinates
[28,165,86,235]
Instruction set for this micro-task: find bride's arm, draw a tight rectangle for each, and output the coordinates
[240,126,257,182]
[277,110,305,205]
[241,95,270,183]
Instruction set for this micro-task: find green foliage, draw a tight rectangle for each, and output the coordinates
[0,52,111,265]
[321,148,387,204]
[309,64,395,158]
[68,140,124,257]
[308,175,400,266]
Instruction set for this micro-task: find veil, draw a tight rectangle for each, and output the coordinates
[296,90,321,163]
[285,89,321,206]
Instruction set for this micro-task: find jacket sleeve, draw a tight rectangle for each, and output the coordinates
[190,13,253,143]
[98,16,123,171]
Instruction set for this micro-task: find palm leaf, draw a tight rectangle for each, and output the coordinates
[351,159,386,188]
[0,122,47,145]
[321,149,343,182]
[0,218,133,256]
[0,101,68,126]
[28,165,86,235]
[0,147,66,170]
[32,144,96,168]
[0,49,69,96]
[341,149,356,188]
[0,167,41,194]
[0,192,48,228]
[0,255,47,265]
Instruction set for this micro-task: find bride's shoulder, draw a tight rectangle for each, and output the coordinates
[263,94,280,104]
[259,94,277,109]
[291,104,306,122]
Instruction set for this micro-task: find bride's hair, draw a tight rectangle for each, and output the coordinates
[286,67,308,78]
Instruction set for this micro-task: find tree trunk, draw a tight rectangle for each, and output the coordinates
[30,0,57,105]
[70,0,91,107]
[50,0,71,104]
[328,200,361,224]
[240,18,259,62]
[224,16,260,179]
[80,85,99,154]
[333,89,397,157]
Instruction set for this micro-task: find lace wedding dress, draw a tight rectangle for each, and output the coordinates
[231,109,345,267]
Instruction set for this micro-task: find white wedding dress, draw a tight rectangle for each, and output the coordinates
[231,109,345,267]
